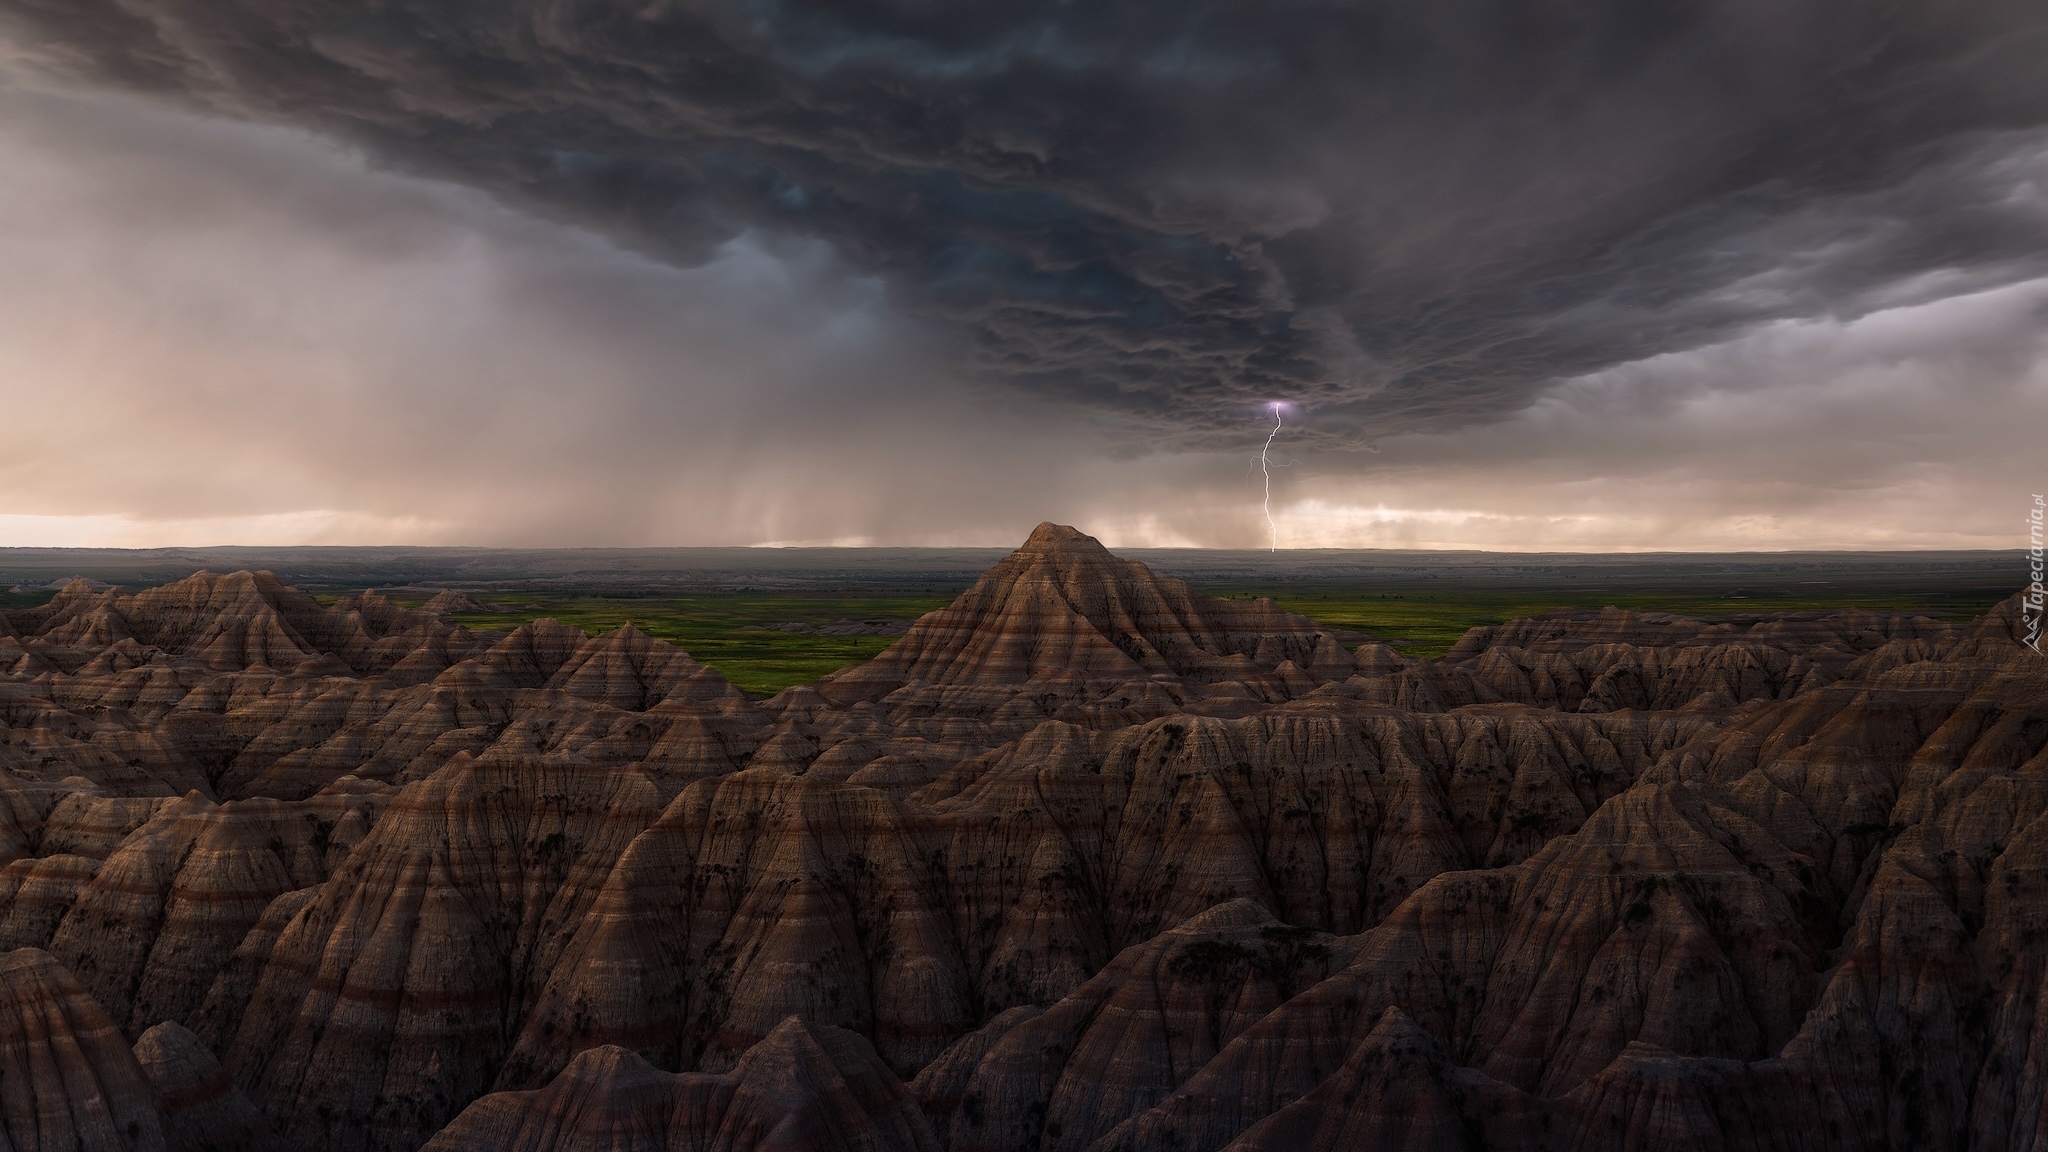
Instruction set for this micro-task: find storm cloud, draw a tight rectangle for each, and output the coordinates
[0,0,2043,548]
[7,0,2047,447]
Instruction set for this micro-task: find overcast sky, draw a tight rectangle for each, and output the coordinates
[1,0,2043,549]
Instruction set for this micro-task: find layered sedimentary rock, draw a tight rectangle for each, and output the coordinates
[134,1020,282,1152]
[817,522,1353,727]
[423,1019,940,1152]
[1,525,2041,1152]
[47,784,389,1035]
[217,751,670,1151]
[0,947,168,1151]
[919,898,1354,1152]
[1099,599,2048,1152]
[498,703,1693,1100]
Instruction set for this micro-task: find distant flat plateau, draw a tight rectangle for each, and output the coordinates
[0,544,2022,592]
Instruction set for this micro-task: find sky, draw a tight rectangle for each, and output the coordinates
[0,0,2043,550]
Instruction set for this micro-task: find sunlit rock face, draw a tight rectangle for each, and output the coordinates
[1,526,2042,1152]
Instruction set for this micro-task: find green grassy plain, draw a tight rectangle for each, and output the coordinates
[1212,583,2008,658]
[0,590,58,611]
[428,580,2009,694]
[445,593,954,696]
[20,563,2009,697]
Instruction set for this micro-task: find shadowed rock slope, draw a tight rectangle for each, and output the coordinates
[421,1019,940,1152]
[1,526,2040,1152]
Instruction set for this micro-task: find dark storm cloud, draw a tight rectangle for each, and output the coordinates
[6,0,2047,445]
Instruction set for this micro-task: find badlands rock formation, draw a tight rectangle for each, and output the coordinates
[0,523,2041,1151]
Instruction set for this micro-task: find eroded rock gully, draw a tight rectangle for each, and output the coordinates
[0,523,2040,1151]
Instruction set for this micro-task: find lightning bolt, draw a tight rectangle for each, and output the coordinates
[1259,402,1283,552]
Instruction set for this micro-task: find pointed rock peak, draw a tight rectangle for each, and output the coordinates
[973,522,1168,615]
[1972,589,2044,642]
[474,618,590,685]
[46,576,117,608]
[557,1043,667,1087]
[730,1016,840,1077]
[575,620,685,663]
[196,569,276,598]
[135,1020,280,1151]
[823,519,1339,699]
[420,589,489,615]
[1019,521,1112,556]
[738,1016,888,1080]
[1009,718,1096,758]
[506,617,585,645]
[133,1020,229,1091]
[761,1013,828,1049]
[1171,896,1281,934]
[1003,523,1133,583]
[140,568,305,612]
[1,945,67,979]
[1362,1004,1441,1050]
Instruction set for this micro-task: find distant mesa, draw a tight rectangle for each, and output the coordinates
[0,522,2038,1152]
[738,619,912,636]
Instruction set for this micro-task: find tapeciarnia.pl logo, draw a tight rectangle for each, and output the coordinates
[2028,494,2045,655]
